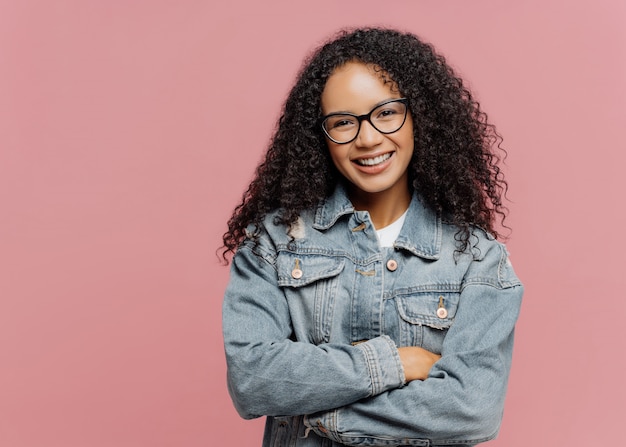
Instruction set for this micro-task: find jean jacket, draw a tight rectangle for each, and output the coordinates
[223,185,523,446]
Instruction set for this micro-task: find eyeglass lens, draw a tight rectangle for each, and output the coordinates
[322,99,407,144]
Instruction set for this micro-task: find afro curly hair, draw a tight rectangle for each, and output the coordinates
[221,27,509,261]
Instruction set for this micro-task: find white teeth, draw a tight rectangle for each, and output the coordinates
[356,153,392,166]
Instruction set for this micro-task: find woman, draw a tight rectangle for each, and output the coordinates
[221,28,523,446]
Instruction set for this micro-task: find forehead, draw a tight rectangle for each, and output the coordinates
[321,62,400,114]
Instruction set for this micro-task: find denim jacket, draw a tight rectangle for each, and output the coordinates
[223,185,523,446]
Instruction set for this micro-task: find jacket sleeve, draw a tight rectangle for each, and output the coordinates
[303,245,523,446]
[222,236,406,420]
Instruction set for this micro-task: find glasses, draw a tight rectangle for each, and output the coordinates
[320,98,409,144]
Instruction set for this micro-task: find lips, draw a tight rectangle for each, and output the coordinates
[354,152,392,166]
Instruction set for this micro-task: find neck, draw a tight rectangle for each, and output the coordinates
[348,185,412,229]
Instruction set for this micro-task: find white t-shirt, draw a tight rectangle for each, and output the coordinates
[375,209,408,248]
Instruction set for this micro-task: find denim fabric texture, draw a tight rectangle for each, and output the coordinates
[223,185,523,446]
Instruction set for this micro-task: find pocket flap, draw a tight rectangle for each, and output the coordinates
[396,292,460,329]
[277,252,345,287]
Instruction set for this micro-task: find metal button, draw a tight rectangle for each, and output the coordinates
[437,295,448,319]
[386,259,398,272]
[291,268,303,279]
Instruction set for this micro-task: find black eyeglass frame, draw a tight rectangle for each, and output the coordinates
[319,98,409,144]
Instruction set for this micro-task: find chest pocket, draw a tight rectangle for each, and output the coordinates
[395,291,460,353]
[277,252,345,344]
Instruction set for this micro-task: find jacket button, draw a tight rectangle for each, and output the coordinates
[386,259,398,272]
[436,307,448,319]
[291,268,303,279]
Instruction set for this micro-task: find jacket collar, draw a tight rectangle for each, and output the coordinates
[313,184,442,260]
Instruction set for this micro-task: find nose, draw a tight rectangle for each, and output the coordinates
[355,119,384,148]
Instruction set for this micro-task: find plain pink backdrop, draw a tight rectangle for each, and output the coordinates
[1,1,624,446]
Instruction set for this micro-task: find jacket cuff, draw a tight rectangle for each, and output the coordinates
[357,335,406,396]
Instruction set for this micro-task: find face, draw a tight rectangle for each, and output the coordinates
[321,61,414,205]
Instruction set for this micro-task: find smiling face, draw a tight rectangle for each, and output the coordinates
[321,61,414,209]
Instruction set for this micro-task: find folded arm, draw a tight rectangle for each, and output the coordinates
[303,282,523,445]
[223,242,408,419]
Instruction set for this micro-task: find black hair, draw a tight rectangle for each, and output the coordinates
[221,27,509,261]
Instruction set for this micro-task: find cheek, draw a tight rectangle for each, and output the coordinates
[400,123,415,153]
[327,144,346,166]
[405,119,415,142]
[393,126,415,153]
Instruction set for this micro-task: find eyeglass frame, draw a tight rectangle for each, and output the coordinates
[318,98,409,145]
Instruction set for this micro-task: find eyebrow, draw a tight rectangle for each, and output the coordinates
[323,97,402,116]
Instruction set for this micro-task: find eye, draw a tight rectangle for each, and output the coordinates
[334,119,353,128]
[325,116,357,130]
[373,109,397,122]
[373,101,406,122]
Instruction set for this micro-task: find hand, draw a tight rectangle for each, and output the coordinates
[397,346,441,382]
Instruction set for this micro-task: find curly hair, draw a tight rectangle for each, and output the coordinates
[221,27,508,261]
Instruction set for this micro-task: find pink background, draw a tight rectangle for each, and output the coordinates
[1,1,625,446]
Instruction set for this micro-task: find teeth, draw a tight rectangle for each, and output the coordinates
[356,153,392,166]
